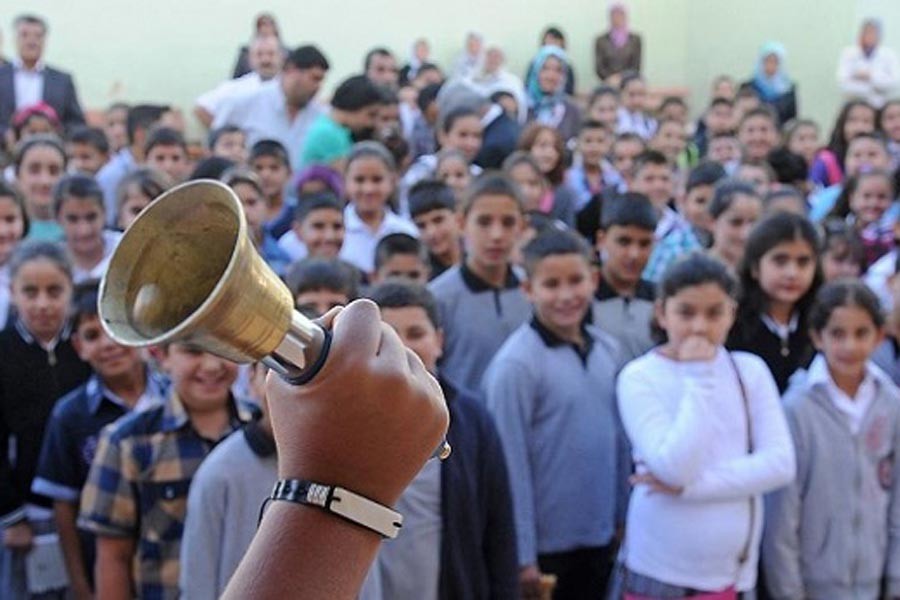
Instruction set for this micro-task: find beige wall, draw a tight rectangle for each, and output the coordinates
[1,0,896,139]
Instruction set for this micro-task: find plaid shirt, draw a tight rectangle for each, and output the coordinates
[642,219,703,283]
[78,392,253,600]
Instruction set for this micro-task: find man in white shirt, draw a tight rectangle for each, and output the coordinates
[837,18,900,108]
[194,35,284,128]
[212,45,329,171]
[0,14,84,138]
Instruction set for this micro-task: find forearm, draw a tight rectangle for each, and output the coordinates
[96,554,133,600]
[222,501,381,600]
[53,502,91,593]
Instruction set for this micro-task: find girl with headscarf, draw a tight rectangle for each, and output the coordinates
[525,46,582,143]
[745,42,797,125]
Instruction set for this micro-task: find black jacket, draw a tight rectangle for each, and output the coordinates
[726,316,814,394]
[0,62,85,136]
[474,109,520,170]
[0,321,91,524]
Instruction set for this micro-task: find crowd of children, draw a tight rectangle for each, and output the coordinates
[4,8,900,600]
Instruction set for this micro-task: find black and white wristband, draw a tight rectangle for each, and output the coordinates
[261,479,403,539]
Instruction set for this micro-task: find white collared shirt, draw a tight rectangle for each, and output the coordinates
[655,206,681,240]
[339,205,419,274]
[807,354,877,434]
[211,78,323,171]
[196,71,263,117]
[13,57,45,110]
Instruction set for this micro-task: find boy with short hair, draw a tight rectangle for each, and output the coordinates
[737,106,779,162]
[79,343,252,599]
[566,119,614,211]
[208,125,247,164]
[279,192,346,261]
[428,174,531,396]
[249,139,293,239]
[285,257,360,318]
[630,150,699,281]
[372,233,431,284]
[695,97,735,157]
[143,126,191,183]
[736,159,776,196]
[484,229,627,599]
[593,193,657,359]
[66,125,110,176]
[408,179,462,280]
[179,362,275,600]
[32,281,166,599]
[364,280,518,599]
[707,130,741,173]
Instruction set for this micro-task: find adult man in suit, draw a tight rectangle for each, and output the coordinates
[0,14,85,139]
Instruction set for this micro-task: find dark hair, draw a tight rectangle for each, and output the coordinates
[189,157,235,181]
[285,45,330,71]
[633,149,670,174]
[489,90,515,105]
[542,26,565,42]
[736,83,760,100]
[71,279,100,329]
[763,186,807,214]
[14,134,66,175]
[613,131,646,149]
[460,172,525,216]
[374,233,428,271]
[652,253,738,343]
[249,139,290,167]
[736,212,823,326]
[408,179,456,218]
[67,126,110,155]
[52,174,104,216]
[782,118,818,146]
[13,14,47,32]
[578,119,610,135]
[686,161,727,192]
[366,280,441,328]
[143,127,186,157]
[600,192,658,231]
[738,106,778,130]
[521,229,593,277]
[126,105,169,145]
[439,106,480,135]
[0,181,30,238]
[221,167,264,197]
[619,71,645,91]
[345,140,397,172]
[517,124,566,184]
[826,100,877,170]
[820,223,865,275]
[115,168,172,215]
[588,85,619,106]
[709,97,735,110]
[417,83,443,113]
[658,252,738,302]
[331,75,383,111]
[709,179,760,219]
[659,96,687,112]
[767,147,808,184]
[9,240,72,282]
[364,47,394,70]
[808,280,884,332]
[285,258,359,299]
[737,159,776,182]
[828,168,894,220]
[502,150,544,180]
[208,125,244,150]
[294,192,344,223]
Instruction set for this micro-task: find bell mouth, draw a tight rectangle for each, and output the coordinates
[99,180,245,347]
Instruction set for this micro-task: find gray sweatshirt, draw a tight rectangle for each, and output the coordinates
[763,361,900,600]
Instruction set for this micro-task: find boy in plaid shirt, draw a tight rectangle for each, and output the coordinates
[78,343,253,599]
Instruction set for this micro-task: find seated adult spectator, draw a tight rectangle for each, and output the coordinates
[524,27,576,96]
[0,14,85,140]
